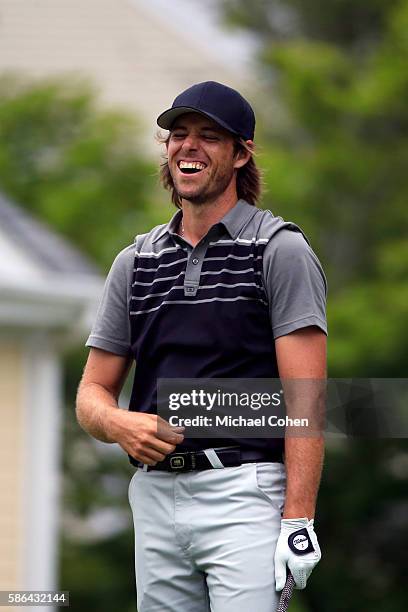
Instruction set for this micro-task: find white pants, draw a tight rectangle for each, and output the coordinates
[128,462,286,612]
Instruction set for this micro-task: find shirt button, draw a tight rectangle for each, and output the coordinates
[192,258,199,265]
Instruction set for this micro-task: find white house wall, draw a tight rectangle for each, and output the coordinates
[0,0,247,152]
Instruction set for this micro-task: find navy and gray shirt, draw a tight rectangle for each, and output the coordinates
[86,199,327,463]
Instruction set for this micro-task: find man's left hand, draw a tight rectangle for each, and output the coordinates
[275,517,321,591]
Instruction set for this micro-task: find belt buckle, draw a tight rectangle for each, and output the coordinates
[169,453,188,471]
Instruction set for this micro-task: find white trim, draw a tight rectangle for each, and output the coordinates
[131,285,184,300]
[136,240,269,257]
[135,257,188,272]
[0,275,103,303]
[134,254,262,272]
[135,245,184,258]
[204,254,263,262]
[208,238,269,246]
[130,282,258,301]
[130,295,266,316]
[200,268,261,276]
[132,268,261,288]
[21,333,62,611]
[132,271,185,286]
[198,282,258,290]
[0,276,103,333]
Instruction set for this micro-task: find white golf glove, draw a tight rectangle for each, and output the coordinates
[275,517,321,591]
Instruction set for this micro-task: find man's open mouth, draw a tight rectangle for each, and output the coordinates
[177,161,207,175]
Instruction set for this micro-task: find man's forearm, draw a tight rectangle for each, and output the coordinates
[283,436,324,519]
[76,382,120,443]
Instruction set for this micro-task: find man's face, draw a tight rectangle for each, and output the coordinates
[166,113,240,205]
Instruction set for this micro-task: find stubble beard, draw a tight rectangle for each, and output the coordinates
[172,166,235,206]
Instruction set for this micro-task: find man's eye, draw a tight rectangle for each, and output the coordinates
[171,133,185,139]
[204,136,219,141]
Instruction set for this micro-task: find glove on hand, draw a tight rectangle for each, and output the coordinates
[275,517,321,591]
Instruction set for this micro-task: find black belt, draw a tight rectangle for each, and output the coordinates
[138,446,284,473]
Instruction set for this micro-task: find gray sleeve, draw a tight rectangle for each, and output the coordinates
[85,243,135,356]
[262,229,328,339]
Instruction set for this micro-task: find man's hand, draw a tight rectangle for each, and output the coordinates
[76,348,184,464]
[109,409,185,465]
[275,518,321,591]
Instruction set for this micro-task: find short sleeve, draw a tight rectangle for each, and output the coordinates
[85,243,135,356]
[262,229,328,339]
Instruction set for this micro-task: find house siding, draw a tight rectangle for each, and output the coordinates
[0,341,24,594]
[0,0,245,151]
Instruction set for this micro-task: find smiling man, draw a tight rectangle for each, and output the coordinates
[76,81,327,611]
[166,112,249,206]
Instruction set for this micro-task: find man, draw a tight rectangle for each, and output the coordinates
[76,81,327,611]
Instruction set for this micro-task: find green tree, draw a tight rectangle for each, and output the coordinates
[221,0,401,49]
[0,73,164,269]
[220,1,408,376]
[219,2,408,611]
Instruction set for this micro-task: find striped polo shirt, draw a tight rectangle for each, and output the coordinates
[120,199,327,462]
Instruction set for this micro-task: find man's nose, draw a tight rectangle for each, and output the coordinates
[181,134,199,150]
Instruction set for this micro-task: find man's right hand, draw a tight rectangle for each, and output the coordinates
[108,409,185,465]
[76,349,184,463]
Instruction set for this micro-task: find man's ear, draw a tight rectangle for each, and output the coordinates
[233,140,254,169]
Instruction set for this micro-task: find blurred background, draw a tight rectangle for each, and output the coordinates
[0,1,406,610]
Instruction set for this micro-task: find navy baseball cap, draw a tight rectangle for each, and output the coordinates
[157,81,255,141]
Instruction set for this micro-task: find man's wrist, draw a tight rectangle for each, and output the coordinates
[100,404,121,443]
[283,506,315,520]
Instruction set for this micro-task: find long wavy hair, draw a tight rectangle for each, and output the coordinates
[156,131,263,208]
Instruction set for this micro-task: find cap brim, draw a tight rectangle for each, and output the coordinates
[157,106,239,137]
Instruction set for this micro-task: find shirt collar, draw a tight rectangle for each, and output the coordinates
[151,209,182,243]
[151,199,259,243]
[219,199,259,239]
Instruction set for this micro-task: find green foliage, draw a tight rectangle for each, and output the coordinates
[60,531,135,612]
[220,1,408,610]
[223,0,408,377]
[220,0,401,48]
[0,73,164,270]
[313,439,407,612]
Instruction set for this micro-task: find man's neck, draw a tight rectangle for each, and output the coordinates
[180,191,238,246]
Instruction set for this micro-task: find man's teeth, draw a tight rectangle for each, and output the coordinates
[179,161,206,170]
